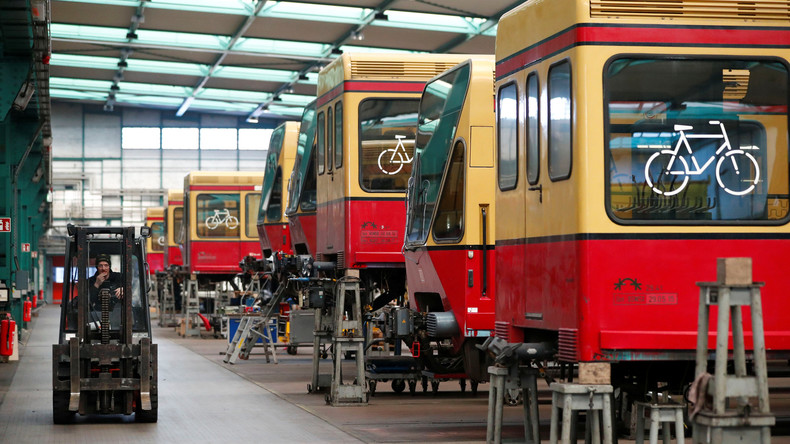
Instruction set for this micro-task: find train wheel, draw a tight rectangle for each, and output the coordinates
[287,345,297,355]
[391,379,406,393]
[53,391,75,424]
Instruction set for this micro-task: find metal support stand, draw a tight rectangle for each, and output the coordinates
[549,383,614,444]
[157,273,176,327]
[182,278,200,337]
[486,365,540,444]
[692,259,774,444]
[635,401,685,444]
[328,278,367,406]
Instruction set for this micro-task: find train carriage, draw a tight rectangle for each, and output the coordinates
[493,0,790,397]
[182,171,264,282]
[164,189,183,268]
[257,121,300,259]
[404,56,497,380]
[285,101,319,257]
[313,53,470,298]
[144,207,165,275]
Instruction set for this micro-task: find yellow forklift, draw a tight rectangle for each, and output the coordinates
[52,225,158,423]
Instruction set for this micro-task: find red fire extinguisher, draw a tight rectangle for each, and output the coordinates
[23,298,32,322]
[32,292,38,308]
[0,318,15,357]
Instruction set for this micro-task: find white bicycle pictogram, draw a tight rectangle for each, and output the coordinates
[377,135,413,175]
[205,209,239,230]
[644,120,760,196]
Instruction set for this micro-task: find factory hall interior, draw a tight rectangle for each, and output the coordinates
[4,0,790,442]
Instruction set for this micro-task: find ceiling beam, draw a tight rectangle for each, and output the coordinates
[432,0,523,54]
[176,0,268,116]
[246,0,397,122]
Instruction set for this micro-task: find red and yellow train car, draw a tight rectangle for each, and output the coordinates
[183,171,264,281]
[145,207,165,275]
[285,100,318,257]
[164,189,183,268]
[313,53,470,290]
[494,0,790,391]
[404,56,496,379]
[257,121,299,259]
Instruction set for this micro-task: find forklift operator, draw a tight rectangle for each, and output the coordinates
[88,254,123,310]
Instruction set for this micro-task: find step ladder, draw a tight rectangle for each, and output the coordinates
[691,258,774,444]
[223,280,285,364]
[328,276,367,406]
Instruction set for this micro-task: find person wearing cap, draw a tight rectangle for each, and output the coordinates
[88,254,123,310]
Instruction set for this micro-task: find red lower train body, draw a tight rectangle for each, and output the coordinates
[318,198,406,267]
[166,245,182,267]
[188,240,261,276]
[495,235,790,362]
[405,246,495,351]
[147,253,164,275]
[257,223,293,258]
[288,212,316,257]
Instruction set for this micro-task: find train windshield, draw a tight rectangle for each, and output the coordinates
[150,222,164,252]
[172,207,183,245]
[358,99,419,192]
[406,64,470,244]
[286,102,317,215]
[259,126,285,223]
[605,57,790,223]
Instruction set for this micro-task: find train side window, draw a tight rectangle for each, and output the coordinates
[548,61,572,181]
[433,140,465,242]
[317,111,325,175]
[245,193,260,238]
[265,167,283,222]
[497,82,518,190]
[526,73,540,185]
[327,107,334,172]
[196,193,240,238]
[334,101,343,168]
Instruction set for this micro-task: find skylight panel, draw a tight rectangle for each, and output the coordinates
[262,1,366,24]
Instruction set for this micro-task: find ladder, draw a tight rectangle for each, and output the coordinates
[223,279,285,364]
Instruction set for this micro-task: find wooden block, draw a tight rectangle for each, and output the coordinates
[717,258,752,285]
[578,362,611,385]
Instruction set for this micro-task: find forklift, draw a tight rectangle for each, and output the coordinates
[52,225,158,423]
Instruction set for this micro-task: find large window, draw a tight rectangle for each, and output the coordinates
[196,193,240,237]
[497,83,518,190]
[122,127,160,149]
[359,99,419,192]
[200,128,237,150]
[526,73,540,185]
[605,57,789,223]
[548,61,572,181]
[245,193,260,238]
[407,64,470,244]
[162,128,198,150]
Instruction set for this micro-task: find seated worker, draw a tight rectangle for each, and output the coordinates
[88,254,123,311]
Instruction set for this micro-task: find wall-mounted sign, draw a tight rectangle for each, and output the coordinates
[21,243,30,252]
[0,218,10,232]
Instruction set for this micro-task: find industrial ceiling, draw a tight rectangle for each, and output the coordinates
[49,0,523,121]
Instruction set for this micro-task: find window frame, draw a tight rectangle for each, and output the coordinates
[547,59,573,182]
[334,101,344,169]
[497,81,519,191]
[432,138,467,244]
[526,72,540,186]
[317,111,326,175]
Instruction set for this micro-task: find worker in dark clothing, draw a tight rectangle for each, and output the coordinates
[88,253,123,311]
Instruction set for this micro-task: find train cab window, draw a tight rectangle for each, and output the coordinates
[334,101,343,168]
[548,61,572,181]
[265,167,283,222]
[173,207,183,244]
[497,82,518,190]
[286,103,317,215]
[196,193,240,237]
[526,73,540,185]
[408,63,470,244]
[327,107,334,172]
[245,193,260,238]
[150,222,164,252]
[433,141,465,241]
[359,98,419,192]
[605,57,789,223]
[299,150,317,211]
[317,111,326,175]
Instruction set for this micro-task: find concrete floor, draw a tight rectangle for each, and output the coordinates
[4,304,790,443]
